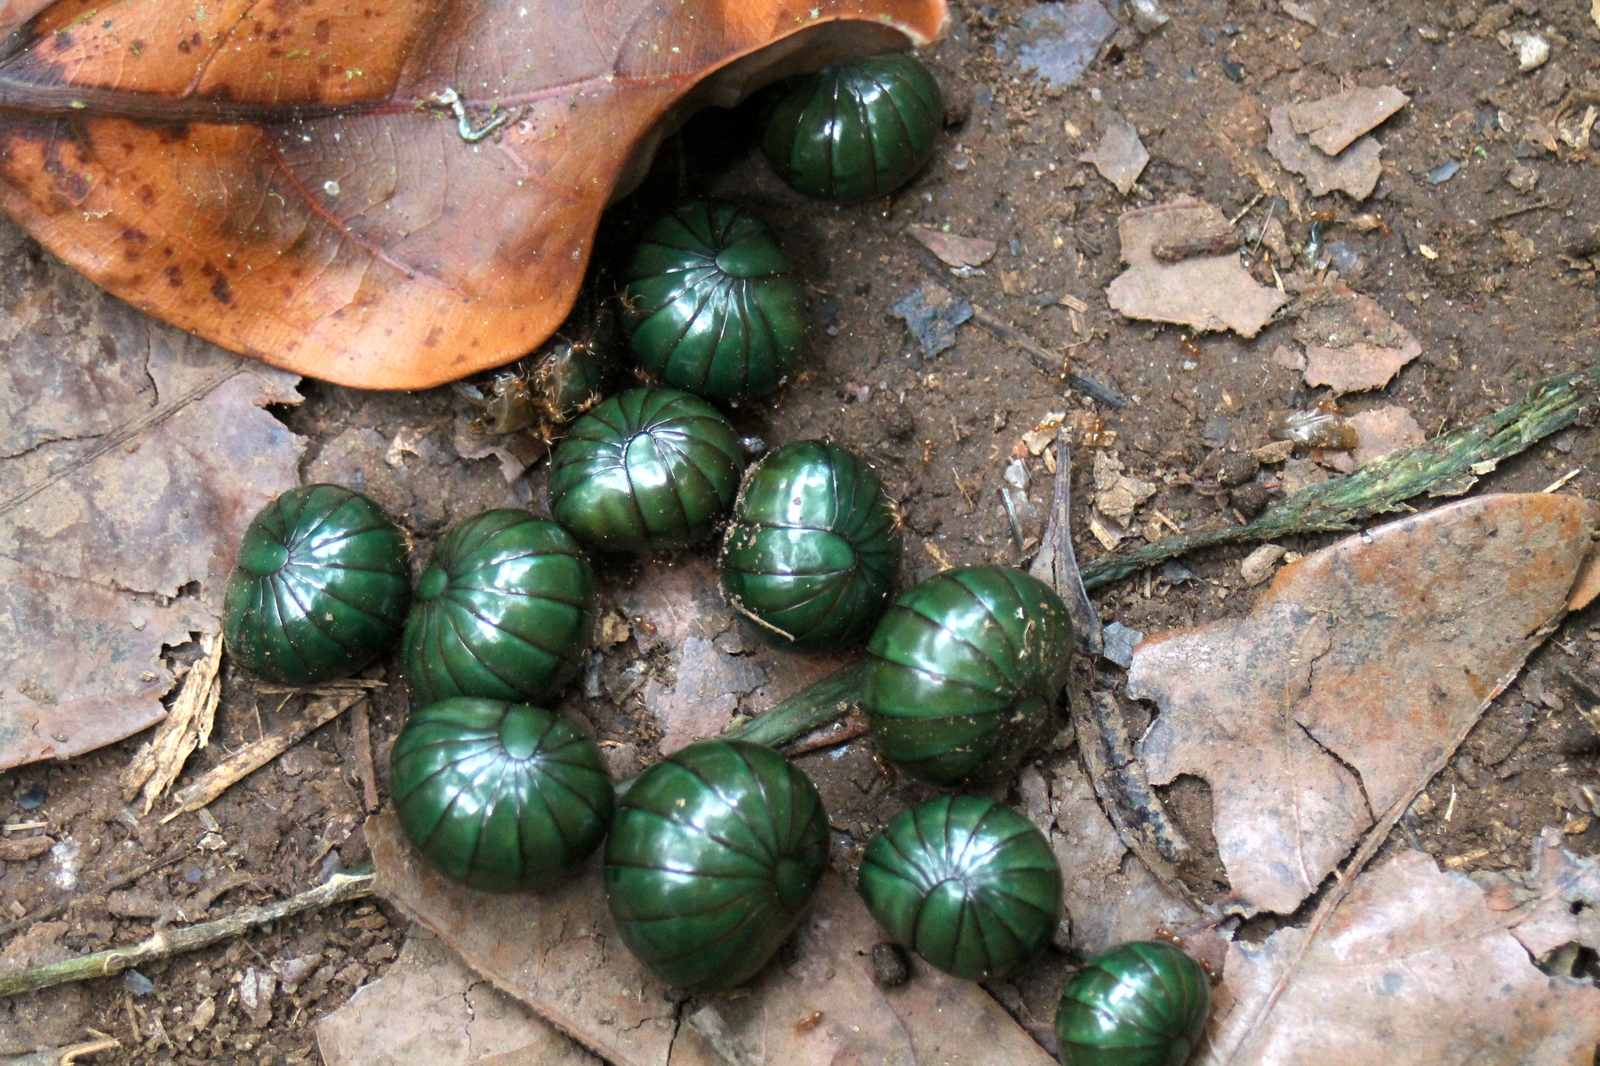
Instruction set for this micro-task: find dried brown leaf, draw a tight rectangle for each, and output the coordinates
[1131,495,1597,915]
[370,812,681,1066]
[1106,201,1288,337]
[0,0,948,389]
[1206,851,1600,1065]
[906,226,999,267]
[370,813,1055,1066]
[1267,106,1383,199]
[1287,86,1409,156]
[1080,119,1149,195]
[0,217,306,771]
[317,929,599,1066]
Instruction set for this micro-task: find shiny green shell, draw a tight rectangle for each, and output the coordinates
[762,54,943,202]
[401,510,594,706]
[858,795,1062,982]
[719,440,902,653]
[548,387,744,552]
[222,484,410,687]
[604,739,829,990]
[390,699,614,893]
[865,565,1073,787]
[1054,941,1212,1066]
[621,201,805,401]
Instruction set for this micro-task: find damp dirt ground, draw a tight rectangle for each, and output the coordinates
[3,0,1599,1061]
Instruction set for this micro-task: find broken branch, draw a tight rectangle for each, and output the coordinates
[1083,363,1600,588]
[0,866,373,999]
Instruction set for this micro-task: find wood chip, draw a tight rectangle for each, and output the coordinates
[122,633,223,814]
[160,692,365,822]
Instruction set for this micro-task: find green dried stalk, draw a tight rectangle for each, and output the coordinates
[0,866,374,999]
[1082,364,1600,589]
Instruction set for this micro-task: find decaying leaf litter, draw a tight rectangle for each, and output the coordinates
[4,0,1600,1062]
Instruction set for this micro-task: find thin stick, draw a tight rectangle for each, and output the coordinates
[0,867,374,999]
[1083,364,1600,588]
[969,304,1128,408]
[349,698,380,813]
[161,692,365,822]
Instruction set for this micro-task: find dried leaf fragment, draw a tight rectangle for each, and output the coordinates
[1267,106,1383,199]
[1106,200,1288,337]
[1206,850,1600,1065]
[1288,86,1409,156]
[1081,119,1149,195]
[317,929,599,1066]
[0,218,306,771]
[906,226,998,267]
[1294,284,1421,393]
[1132,494,1598,915]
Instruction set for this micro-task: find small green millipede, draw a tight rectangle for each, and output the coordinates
[604,739,829,990]
[864,564,1074,787]
[223,483,411,687]
[1054,941,1212,1066]
[858,795,1062,982]
[762,53,943,202]
[547,386,745,552]
[402,509,595,706]
[719,439,902,653]
[390,699,614,893]
[621,200,805,402]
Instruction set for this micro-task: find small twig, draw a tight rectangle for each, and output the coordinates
[781,708,871,757]
[349,698,380,813]
[969,304,1128,408]
[124,633,224,813]
[161,692,366,822]
[0,866,374,999]
[1083,363,1600,588]
[1030,426,1103,658]
[1,1036,121,1065]
[1487,199,1555,224]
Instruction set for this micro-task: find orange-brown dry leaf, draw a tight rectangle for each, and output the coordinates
[0,0,947,389]
[318,929,600,1066]
[1205,850,1600,1066]
[0,216,305,771]
[1129,494,1597,916]
[369,813,1055,1066]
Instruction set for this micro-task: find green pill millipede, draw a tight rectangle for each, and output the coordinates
[621,200,805,401]
[858,795,1062,982]
[719,439,901,653]
[402,509,595,706]
[1054,941,1212,1066]
[222,483,411,687]
[604,739,829,990]
[548,386,744,552]
[390,698,614,893]
[762,53,943,203]
[864,564,1073,787]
